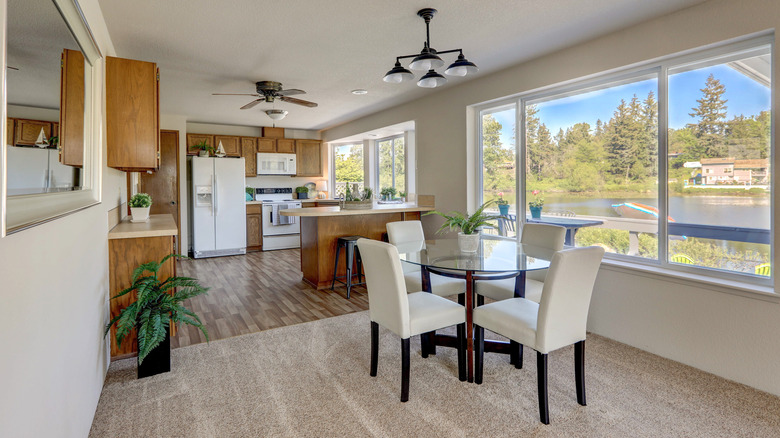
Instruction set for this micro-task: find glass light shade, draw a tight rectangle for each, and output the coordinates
[383,62,414,83]
[265,109,288,121]
[444,54,478,77]
[417,70,447,88]
[409,52,444,71]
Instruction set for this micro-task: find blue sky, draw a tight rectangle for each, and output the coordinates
[488,63,770,148]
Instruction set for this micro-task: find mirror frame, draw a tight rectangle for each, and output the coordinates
[0,0,102,236]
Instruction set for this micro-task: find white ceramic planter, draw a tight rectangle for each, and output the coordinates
[458,232,480,253]
[130,206,150,223]
[198,150,209,157]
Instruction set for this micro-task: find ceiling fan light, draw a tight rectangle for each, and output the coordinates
[409,52,445,71]
[444,54,478,77]
[265,109,288,121]
[383,62,414,83]
[417,70,447,88]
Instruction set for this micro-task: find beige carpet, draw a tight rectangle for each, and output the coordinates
[90,311,780,437]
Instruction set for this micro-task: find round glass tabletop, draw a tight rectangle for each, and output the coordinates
[396,238,551,273]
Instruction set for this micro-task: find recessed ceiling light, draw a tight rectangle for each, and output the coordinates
[351,89,368,95]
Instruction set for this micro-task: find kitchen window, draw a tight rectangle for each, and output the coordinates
[475,36,772,282]
[376,135,405,194]
[332,143,365,197]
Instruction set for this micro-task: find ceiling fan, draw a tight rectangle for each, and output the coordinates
[212,81,318,110]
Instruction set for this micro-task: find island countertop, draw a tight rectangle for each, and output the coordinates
[280,203,434,217]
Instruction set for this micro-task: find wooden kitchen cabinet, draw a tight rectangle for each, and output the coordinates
[14,119,52,146]
[187,133,214,155]
[295,140,323,177]
[241,137,258,176]
[246,204,262,251]
[59,48,85,167]
[276,138,295,154]
[106,56,159,171]
[6,118,13,146]
[214,135,240,157]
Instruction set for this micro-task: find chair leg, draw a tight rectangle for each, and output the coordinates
[401,338,410,402]
[575,340,586,406]
[356,250,363,283]
[458,293,465,306]
[457,323,466,382]
[345,244,354,299]
[428,330,436,355]
[510,340,523,369]
[421,332,430,358]
[537,352,550,424]
[477,294,484,306]
[474,325,484,384]
[370,322,378,377]
[331,244,341,291]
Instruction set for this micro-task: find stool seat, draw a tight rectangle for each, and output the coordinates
[332,236,367,298]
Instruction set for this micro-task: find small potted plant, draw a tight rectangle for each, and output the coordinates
[129,193,152,223]
[295,186,309,199]
[190,140,214,157]
[399,191,407,202]
[104,254,209,378]
[380,186,397,201]
[497,192,510,216]
[529,190,544,219]
[424,201,499,252]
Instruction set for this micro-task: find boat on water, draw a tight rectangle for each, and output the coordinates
[612,202,675,222]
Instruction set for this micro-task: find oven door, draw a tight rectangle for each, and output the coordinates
[261,203,301,236]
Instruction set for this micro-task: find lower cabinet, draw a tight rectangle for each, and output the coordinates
[247,204,262,251]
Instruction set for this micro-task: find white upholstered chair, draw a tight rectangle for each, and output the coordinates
[473,246,605,424]
[386,221,465,298]
[356,238,466,402]
[476,223,566,304]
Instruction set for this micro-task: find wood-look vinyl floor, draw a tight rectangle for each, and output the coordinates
[172,249,369,349]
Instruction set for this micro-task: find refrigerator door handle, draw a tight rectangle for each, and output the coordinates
[211,175,216,217]
[214,175,219,216]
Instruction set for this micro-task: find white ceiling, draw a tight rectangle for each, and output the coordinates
[97,0,707,131]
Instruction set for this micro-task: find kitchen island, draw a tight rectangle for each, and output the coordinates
[281,203,434,289]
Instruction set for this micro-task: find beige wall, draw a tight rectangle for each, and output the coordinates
[322,0,780,396]
[0,0,120,436]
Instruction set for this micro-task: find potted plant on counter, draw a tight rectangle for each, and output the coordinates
[104,254,210,378]
[129,193,152,223]
[424,201,500,253]
[529,190,544,219]
[380,186,397,201]
[296,186,309,199]
[190,140,214,157]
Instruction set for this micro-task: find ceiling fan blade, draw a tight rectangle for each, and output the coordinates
[212,93,261,96]
[277,89,306,96]
[279,96,318,108]
[240,99,263,110]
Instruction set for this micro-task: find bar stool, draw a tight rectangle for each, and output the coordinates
[331,235,366,298]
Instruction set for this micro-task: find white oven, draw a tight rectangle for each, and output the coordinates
[261,201,302,250]
[257,153,296,175]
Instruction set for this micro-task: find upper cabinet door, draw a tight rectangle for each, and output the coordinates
[14,119,52,146]
[295,140,323,177]
[214,135,240,157]
[256,137,275,153]
[276,138,295,154]
[240,137,258,176]
[6,118,14,146]
[59,49,85,167]
[187,133,214,155]
[106,56,160,171]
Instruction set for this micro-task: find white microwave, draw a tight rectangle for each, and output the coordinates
[257,153,296,175]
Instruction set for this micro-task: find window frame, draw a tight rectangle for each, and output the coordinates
[472,34,774,287]
[330,142,366,197]
[375,134,405,192]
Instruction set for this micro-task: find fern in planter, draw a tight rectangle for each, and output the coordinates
[424,200,501,235]
[105,254,209,364]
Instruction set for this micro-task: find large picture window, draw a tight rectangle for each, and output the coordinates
[333,143,364,197]
[477,38,772,282]
[376,135,405,194]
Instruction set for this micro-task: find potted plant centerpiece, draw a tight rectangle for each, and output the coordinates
[340,186,373,210]
[190,140,215,157]
[380,186,397,202]
[425,201,499,253]
[497,192,510,216]
[295,186,309,199]
[105,254,209,378]
[129,193,152,223]
[529,190,544,219]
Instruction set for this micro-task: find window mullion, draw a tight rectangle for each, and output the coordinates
[658,67,669,265]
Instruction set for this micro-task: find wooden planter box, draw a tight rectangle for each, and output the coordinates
[340,200,373,210]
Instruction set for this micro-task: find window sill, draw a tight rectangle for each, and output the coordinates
[600,258,778,303]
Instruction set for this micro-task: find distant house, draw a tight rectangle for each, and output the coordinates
[700,157,769,185]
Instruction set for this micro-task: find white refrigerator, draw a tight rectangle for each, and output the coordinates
[191,156,247,258]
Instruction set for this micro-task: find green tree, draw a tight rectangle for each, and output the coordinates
[604,98,646,182]
[334,145,364,182]
[689,74,728,157]
[482,114,515,193]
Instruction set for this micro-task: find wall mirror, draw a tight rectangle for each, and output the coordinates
[1,0,102,235]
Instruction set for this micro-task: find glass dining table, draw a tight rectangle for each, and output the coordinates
[397,237,551,383]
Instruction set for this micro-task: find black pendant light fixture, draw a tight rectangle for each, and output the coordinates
[383,8,478,88]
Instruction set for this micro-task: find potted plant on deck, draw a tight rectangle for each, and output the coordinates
[296,186,309,199]
[129,193,152,223]
[497,192,510,216]
[529,190,544,219]
[190,140,215,157]
[105,254,209,378]
[425,201,500,252]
